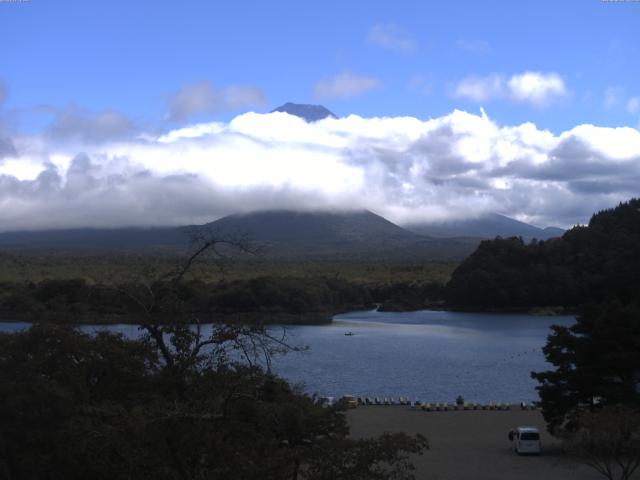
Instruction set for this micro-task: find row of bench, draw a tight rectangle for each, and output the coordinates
[354,397,536,410]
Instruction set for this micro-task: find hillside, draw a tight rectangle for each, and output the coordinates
[404,213,564,240]
[445,198,640,308]
[0,210,479,260]
[206,210,477,260]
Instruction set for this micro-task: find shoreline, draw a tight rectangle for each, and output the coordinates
[0,304,576,326]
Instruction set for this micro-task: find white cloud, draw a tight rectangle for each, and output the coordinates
[454,72,567,106]
[454,74,505,102]
[47,106,138,143]
[626,96,640,115]
[1,109,639,231]
[367,23,416,53]
[312,72,381,101]
[507,72,566,106]
[167,81,266,121]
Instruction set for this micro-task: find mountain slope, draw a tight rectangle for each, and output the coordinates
[205,210,478,260]
[404,213,564,240]
[270,102,337,122]
[208,209,414,243]
[0,210,478,260]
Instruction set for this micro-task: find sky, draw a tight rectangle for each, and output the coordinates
[0,0,639,230]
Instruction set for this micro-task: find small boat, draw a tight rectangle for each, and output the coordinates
[344,331,355,336]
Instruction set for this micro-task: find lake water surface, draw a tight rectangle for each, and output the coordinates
[0,309,574,404]
[269,309,574,404]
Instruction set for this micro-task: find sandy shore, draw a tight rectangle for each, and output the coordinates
[347,405,615,480]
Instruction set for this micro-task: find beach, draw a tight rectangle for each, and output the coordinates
[347,406,611,480]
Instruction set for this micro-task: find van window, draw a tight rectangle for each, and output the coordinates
[520,432,539,441]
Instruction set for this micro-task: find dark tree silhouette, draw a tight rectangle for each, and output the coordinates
[532,301,640,434]
[0,228,428,479]
[564,406,640,480]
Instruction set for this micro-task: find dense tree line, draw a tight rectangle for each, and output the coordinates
[0,276,375,323]
[0,276,448,323]
[481,198,640,474]
[445,198,640,308]
[532,300,640,433]
[444,199,640,453]
[369,281,445,311]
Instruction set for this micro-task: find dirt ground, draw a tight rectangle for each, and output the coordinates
[347,405,626,480]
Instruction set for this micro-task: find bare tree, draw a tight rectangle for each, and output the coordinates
[564,406,640,480]
[116,226,296,377]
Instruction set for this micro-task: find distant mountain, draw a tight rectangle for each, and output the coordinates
[0,210,478,260]
[208,209,410,243]
[203,209,476,260]
[542,226,565,238]
[404,213,564,240]
[270,102,337,122]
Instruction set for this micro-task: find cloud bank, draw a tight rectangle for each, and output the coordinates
[167,81,266,121]
[455,72,567,106]
[1,109,639,231]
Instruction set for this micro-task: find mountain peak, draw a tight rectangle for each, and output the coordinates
[270,103,337,122]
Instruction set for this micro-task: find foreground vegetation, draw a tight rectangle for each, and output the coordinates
[0,236,428,479]
[0,323,428,479]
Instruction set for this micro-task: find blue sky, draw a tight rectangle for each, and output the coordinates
[2,0,639,131]
[0,0,639,230]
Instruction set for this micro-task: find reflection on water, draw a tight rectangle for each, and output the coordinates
[269,309,574,403]
[0,310,574,403]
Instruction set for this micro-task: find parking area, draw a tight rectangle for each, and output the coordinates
[347,406,609,480]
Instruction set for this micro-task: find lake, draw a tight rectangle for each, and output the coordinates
[270,309,574,404]
[0,309,574,404]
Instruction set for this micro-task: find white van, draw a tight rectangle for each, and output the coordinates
[508,427,541,454]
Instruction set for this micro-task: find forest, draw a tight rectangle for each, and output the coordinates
[0,256,450,324]
[445,198,640,309]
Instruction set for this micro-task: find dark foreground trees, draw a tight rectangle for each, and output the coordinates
[532,301,640,480]
[564,406,640,480]
[531,301,640,434]
[0,323,427,480]
[0,231,427,479]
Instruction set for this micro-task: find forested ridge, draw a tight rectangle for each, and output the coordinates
[0,277,372,324]
[445,198,640,309]
[0,276,445,324]
[526,200,640,456]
